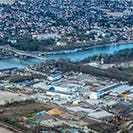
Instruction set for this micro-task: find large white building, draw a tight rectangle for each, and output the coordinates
[46,84,79,100]
[47,91,77,100]
[33,82,48,90]
[48,85,78,93]
[89,83,122,100]
[90,82,133,100]
[47,74,62,81]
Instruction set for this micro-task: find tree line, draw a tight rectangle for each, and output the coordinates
[56,59,133,83]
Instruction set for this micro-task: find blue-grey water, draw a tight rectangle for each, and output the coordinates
[0,44,133,70]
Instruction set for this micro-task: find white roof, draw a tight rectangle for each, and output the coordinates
[112,85,130,94]
[33,82,48,89]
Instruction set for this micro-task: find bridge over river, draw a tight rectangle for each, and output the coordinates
[0,46,47,61]
[0,43,133,70]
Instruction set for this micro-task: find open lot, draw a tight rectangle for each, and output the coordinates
[122,67,133,75]
[0,102,57,118]
[0,91,30,105]
[0,127,14,133]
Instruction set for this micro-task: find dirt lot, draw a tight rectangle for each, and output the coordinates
[0,127,14,133]
[0,102,58,118]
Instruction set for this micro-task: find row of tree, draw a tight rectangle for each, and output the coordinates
[6,74,44,83]
[10,35,56,51]
[56,59,133,83]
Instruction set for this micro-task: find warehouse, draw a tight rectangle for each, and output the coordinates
[48,84,78,93]
[89,83,122,100]
[47,74,62,81]
[33,82,48,90]
[46,90,77,100]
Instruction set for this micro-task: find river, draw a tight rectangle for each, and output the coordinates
[0,43,133,70]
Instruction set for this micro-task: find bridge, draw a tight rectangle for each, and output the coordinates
[0,46,48,61]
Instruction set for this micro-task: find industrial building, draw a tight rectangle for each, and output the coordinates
[47,90,77,100]
[46,85,78,100]
[47,74,62,81]
[89,83,123,100]
[48,85,78,93]
[33,82,48,90]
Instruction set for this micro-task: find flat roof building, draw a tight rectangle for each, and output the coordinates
[47,90,77,100]
[90,83,122,100]
[47,74,62,81]
[48,85,78,93]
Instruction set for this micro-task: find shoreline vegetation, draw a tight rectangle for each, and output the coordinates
[56,59,133,83]
[10,39,133,56]
[41,40,133,55]
[80,48,133,65]
[0,40,133,60]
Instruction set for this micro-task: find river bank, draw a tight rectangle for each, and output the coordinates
[0,43,133,70]
[36,40,133,56]
[80,48,133,64]
[0,55,13,59]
